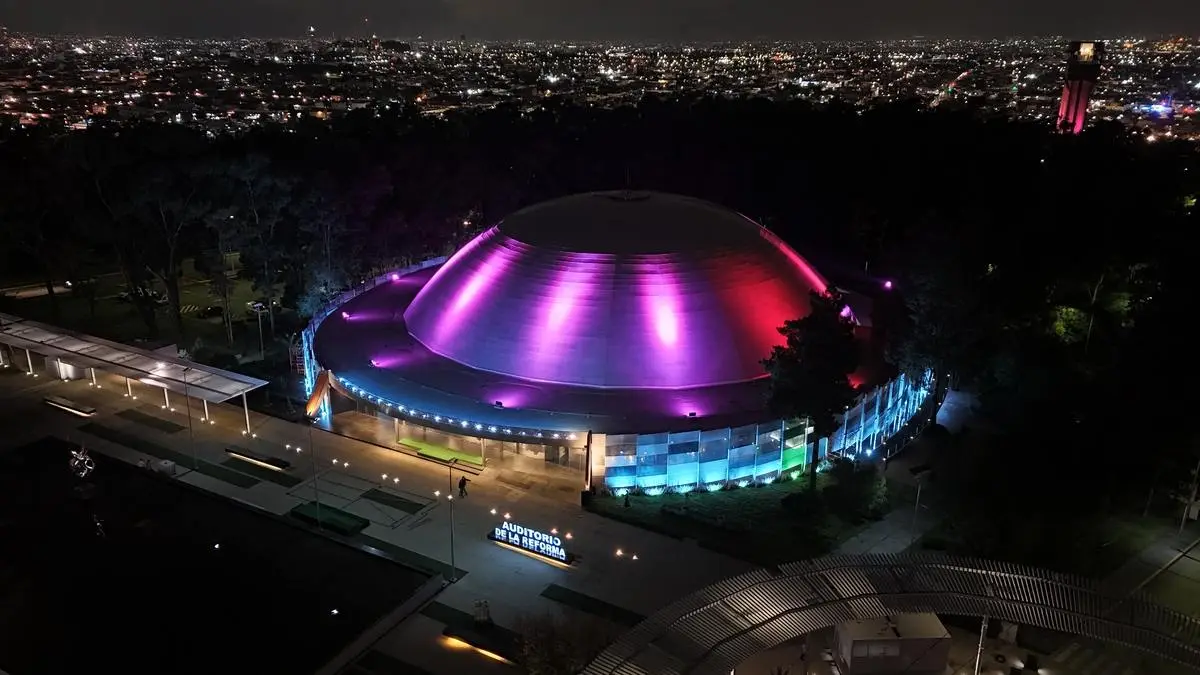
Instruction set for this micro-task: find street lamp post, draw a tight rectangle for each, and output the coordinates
[448,492,456,582]
[436,461,459,584]
[249,303,266,356]
[308,417,322,528]
[911,478,925,547]
[1179,455,1200,536]
[182,367,197,470]
[434,489,458,582]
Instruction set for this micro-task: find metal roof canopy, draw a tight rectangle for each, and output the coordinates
[0,313,268,403]
[584,552,1200,675]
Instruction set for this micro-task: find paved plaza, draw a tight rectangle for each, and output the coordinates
[0,367,750,674]
[3,366,1196,674]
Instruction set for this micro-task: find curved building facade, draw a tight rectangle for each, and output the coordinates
[403,192,829,389]
[303,192,935,492]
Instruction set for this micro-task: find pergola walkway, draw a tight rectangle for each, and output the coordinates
[584,553,1200,675]
[0,313,267,430]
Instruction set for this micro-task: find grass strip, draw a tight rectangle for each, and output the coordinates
[221,457,303,487]
[358,534,467,579]
[362,488,427,515]
[80,423,259,488]
[540,583,646,627]
[117,408,186,434]
[289,501,369,536]
[398,438,484,467]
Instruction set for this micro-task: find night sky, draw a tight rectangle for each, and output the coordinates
[0,0,1196,41]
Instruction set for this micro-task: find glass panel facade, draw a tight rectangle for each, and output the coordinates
[666,430,700,487]
[781,419,808,474]
[755,422,782,479]
[698,428,730,484]
[604,433,639,488]
[636,433,669,489]
[604,370,933,492]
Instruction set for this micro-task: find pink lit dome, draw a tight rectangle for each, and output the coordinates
[402,191,829,389]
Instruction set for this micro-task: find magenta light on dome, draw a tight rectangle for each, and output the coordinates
[391,273,400,281]
[403,195,831,390]
[545,262,596,331]
[751,218,828,295]
[645,269,681,347]
[424,238,514,349]
[526,258,603,381]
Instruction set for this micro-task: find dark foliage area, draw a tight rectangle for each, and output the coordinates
[1,96,1197,570]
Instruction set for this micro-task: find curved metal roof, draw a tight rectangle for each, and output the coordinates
[583,553,1200,675]
[402,192,829,389]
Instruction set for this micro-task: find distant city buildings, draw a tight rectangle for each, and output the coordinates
[0,34,1195,140]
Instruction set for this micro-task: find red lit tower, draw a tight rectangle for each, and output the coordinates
[1057,41,1104,134]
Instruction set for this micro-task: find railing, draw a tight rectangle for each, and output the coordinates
[301,257,447,422]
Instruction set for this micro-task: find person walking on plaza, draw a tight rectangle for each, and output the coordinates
[458,475,469,497]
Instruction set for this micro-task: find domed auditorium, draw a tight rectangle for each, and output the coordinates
[303,191,932,492]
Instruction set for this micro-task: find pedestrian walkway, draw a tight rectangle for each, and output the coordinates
[1045,640,1195,675]
[833,506,934,555]
[1099,523,1200,602]
[1042,523,1200,673]
[0,368,752,674]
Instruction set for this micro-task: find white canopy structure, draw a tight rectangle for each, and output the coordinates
[0,313,267,430]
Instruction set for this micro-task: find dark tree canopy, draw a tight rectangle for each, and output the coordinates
[762,290,861,439]
[0,95,1196,573]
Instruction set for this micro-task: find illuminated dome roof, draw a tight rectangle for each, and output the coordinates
[402,191,828,389]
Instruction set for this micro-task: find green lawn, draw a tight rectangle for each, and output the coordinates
[588,474,872,566]
[398,438,484,467]
[290,501,370,536]
[2,275,274,353]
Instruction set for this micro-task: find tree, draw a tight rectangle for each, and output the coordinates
[223,154,296,339]
[129,152,212,338]
[763,291,861,488]
[517,613,619,675]
[0,131,73,321]
[201,206,239,344]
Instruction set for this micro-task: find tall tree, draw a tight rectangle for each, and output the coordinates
[224,154,296,338]
[763,291,861,487]
[202,206,239,345]
[0,131,72,320]
[129,154,212,338]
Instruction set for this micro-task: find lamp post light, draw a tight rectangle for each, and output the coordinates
[435,487,458,583]
[307,417,322,528]
[182,367,197,470]
[249,302,267,356]
[1179,455,1200,537]
[911,470,931,547]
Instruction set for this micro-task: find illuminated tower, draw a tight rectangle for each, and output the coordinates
[1057,41,1104,134]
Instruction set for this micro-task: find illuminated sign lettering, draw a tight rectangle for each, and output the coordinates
[489,521,573,564]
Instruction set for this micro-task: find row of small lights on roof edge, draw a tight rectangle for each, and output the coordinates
[335,374,580,443]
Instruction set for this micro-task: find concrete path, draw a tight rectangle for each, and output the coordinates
[0,367,752,674]
[833,506,933,555]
